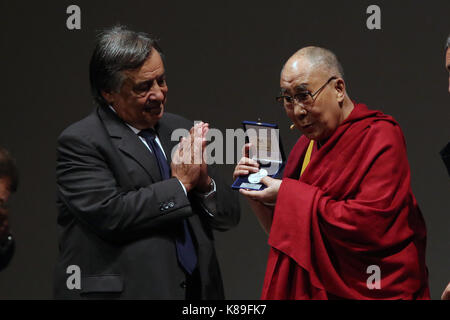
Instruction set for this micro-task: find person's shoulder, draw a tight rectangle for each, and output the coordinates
[58,109,101,143]
[160,112,193,129]
[364,115,406,148]
[368,114,402,135]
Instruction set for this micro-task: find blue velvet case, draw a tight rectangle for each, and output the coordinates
[232,121,286,190]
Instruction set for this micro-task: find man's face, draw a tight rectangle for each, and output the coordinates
[446,48,450,93]
[103,50,168,129]
[0,177,12,239]
[280,59,345,141]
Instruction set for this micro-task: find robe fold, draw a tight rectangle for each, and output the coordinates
[262,103,429,300]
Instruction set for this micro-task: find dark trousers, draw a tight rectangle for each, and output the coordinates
[185,267,201,300]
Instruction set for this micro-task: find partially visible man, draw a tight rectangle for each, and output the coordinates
[440,34,450,301]
[0,147,18,271]
[440,35,450,176]
[55,26,240,299]
[234,47,430,299]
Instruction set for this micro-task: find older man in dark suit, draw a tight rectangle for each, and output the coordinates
[54,26,240,299]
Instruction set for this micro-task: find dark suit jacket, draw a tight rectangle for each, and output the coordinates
[0,235,14,271]
[54,106,240,299]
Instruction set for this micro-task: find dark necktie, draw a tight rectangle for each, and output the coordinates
[139,129,198,275]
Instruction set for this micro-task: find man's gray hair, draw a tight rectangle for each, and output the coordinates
[89,25,163,107]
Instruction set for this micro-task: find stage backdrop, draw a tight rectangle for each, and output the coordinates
[1,0,449,299]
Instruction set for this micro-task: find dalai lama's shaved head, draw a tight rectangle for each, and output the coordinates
[279,46,354,142]
[282,46,344,80]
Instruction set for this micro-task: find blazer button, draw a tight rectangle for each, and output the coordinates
[168,201,174,208]
[180,281,187,289]
[164,204,169,210]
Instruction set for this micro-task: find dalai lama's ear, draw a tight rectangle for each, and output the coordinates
[334,78,346,104]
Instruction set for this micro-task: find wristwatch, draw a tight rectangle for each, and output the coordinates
[196,178,216,198]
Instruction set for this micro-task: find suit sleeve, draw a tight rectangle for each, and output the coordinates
[192,165,240,232]
[56,131,193,243]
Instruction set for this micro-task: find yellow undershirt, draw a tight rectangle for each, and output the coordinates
[300,140,314,177]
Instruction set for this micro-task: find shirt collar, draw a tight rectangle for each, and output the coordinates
[108,105,149,135]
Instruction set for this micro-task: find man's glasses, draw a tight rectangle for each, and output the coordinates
[276,76,337,108]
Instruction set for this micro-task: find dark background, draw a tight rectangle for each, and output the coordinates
[0,0,449,299]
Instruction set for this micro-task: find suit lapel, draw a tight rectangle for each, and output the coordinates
[98,106,162,182]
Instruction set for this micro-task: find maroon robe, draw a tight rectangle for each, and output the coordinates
[262,103,429,300]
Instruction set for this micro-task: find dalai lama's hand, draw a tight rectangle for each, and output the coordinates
[239,176,282,205]
[233,143,260,180]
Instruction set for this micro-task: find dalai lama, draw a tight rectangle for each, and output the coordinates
[233,46,430,300]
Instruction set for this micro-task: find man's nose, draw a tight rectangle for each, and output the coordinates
[293,102,307,117]
[148,82,166,101]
